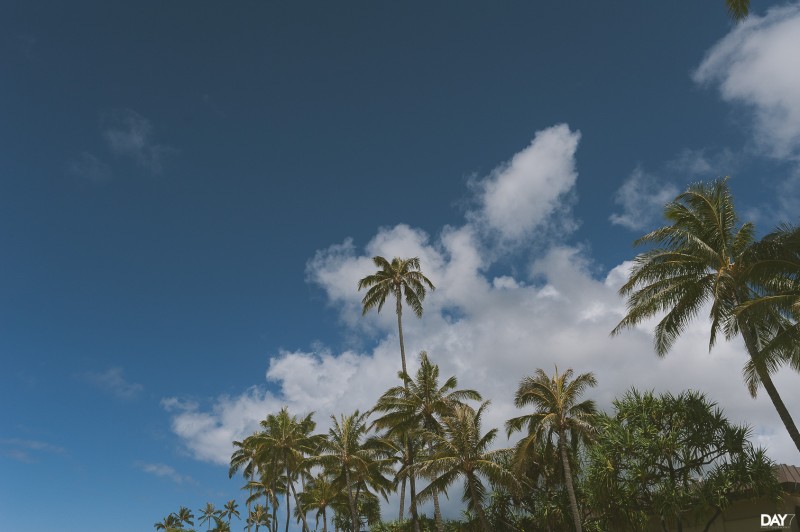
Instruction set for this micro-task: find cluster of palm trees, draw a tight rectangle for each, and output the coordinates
[219,356,599,532]
[155,501,240,531]
[156,178,799,531]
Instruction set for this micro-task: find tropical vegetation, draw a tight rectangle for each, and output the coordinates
[155,182,800,530]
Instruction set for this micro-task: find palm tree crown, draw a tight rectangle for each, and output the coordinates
[506,367,597,532]
[357,256,434,375]
[611,178,800,452]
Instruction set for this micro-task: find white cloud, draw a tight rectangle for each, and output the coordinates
[79,367,143,400]
[137,462,194,485]
[164,124,800,517]
[610,166,679,230]
[0,438,66,463]
[101,108,173,173]
[471,124,581,243]
[694,4,800,159]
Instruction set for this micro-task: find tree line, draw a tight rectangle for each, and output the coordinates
[155,179,799,531]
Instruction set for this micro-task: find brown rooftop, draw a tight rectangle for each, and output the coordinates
[775,463,800,492]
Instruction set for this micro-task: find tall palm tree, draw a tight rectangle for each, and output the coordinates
[372,351,482,532]
[221,500,240,523]
[247,504,270,532]
[317,410,393,532]
[358,256,435,376]
[298,473,338,532]
[198,503,220,531]
[415,401,515,531]
[611,178,800,452]
[258,408,322,532]
[176,506,195,528]
[358,256,434,530]
[230,434,260,532]
[244,473,281,532]
[505,367,597,532]
[154,514,182,531]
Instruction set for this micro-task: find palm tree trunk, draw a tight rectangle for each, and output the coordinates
[432,491,444,532]
[429,442,445,532]
[398,476,406,522]
[740,327,800,452]
[407,437,421,532]
[344,467,359,532]
[322,507,327,532]
[290,478,311,532]
[396,295,408,376]
[559,434,582,532]
[285,468,292,532]
[395,295,419,532]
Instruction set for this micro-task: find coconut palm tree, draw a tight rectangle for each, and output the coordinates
[505,367,597,532]
[198,503,220,531]
[358,256,435,376]
[317,410,394,532]
[611,178,800,452]
[176,506,195,528]
[230,434,261,532]
[220,500,240,523]
[247,504,270,532]
[154,513,182,530]
[258,408,322,532]
[415,401,515,531]
[372,351,482,532]
[737,224,800,376]
[358,256,434,530]
[244,473,281,532]
[298,473,339,532]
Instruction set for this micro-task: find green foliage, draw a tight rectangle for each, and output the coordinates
[612,178,800,451]
[585,389,781,531]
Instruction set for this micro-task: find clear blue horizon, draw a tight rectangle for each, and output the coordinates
[2,2,800,530]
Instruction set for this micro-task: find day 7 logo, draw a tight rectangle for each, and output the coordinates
[761,513,796,529]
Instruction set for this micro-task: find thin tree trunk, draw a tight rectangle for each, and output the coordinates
[345,467,359,532]
[740,326,800,452]
[429,441,445,532]
[322,507,327,532]
[407,437,421,532]
[398,476,406,522]
[290,477,311,532]
[559,434,582,532]
[396,296,419,532]
[286,472,291,532]
[432,491,444,532]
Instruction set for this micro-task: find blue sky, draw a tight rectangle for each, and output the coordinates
[3,2,800,531]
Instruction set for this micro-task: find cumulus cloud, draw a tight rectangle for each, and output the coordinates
[137,462,194,484]
[79,367,143,400]
[471,124,581,243]
[694,4,800,159]
[164,124,800,517]
[101,108,173,173]
[610,166,679,230]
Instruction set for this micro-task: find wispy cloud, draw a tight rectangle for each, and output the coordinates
[0,438,66,463]
[101,108,173,173]
[610,166,679,231]
[136,462,194,485]
[79,367,143,400]
[66,152,113,182]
